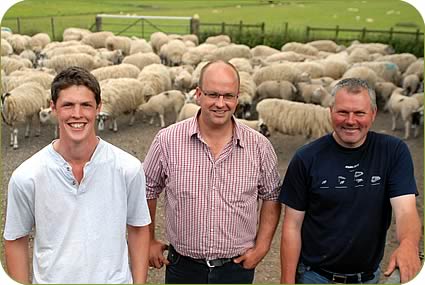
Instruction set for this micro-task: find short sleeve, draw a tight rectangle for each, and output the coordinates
[126,164,151,227]
[257,139,280,201]
[143,133,167,199]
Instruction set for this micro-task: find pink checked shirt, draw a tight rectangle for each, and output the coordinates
[143,115,280,259]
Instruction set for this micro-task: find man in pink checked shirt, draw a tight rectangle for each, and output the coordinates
[143,60,281,284]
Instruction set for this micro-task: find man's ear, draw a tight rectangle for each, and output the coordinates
[50,100,56,112]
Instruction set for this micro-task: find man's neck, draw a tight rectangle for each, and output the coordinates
[53,136,99,165]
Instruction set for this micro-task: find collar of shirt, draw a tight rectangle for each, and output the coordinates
[188,111,245,148]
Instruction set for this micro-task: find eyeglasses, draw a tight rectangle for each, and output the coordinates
[200,89,238,101]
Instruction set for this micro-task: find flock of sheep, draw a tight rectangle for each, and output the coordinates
[1,26,424,149]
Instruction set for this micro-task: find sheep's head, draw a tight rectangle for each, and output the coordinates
[39,107,56,124]
[259,122,270,137]
[97,112,110,131]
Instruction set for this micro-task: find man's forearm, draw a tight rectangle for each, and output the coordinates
[128,225,150,284]
[255,200,281,251]
[280,227,302,283]
[4,236,30,284]
[147,199,157,240]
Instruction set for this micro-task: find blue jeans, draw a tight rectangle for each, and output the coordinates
[296,262,381,284]
[165,247,255,284]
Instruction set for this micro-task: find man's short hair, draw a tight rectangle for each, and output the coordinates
[198,60,240,92]
[330,78,377,110]
[51,66,101,106]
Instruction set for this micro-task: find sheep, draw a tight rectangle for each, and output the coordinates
[130,38,153,54]
[63,27,92,41]
[137,63,172,101]
[375,53,417,73]
[342,66,379,88]
[29,33,51,53]
[347,47,371,63]
[307,40,344,53]
[42,44,97,59]
[169,65,194,82]
[265,51,309,64]
[387,88,423,139]
[91,63,140,82]
[97,78,146,132]
[137,90,185,127]
[374,81,398,108]
[313,59,348,79]
[39,53,110,73]
[19,49,37,67]
[346,41,394,55]
[5,71,54,92]
[1,82,49,149]
[1,40,13,56]
[311,86,333,107]
[252,63,310,86]
[105,35,132,55]
[235,71,256,119]
[150,31,169,54]
[352,61,401,83]
[1,29,12,40]
[81,31,114,49]
[205,35,231,46]
[159,39,187,66]
[1,69,7,94]
[1,56,33,75]
[205,44,252,62]
[173,69,193,91]
[236,118,270,137]
[287,61,325,79]
[122,52,161,70]
[281,42,319,56]
[256,98,332,139]
[97,48,123,65]
[176,102,200,122]
[402,74,420,96]
[229,57,253,74]
[182,34,199,46]
[255,80,297,101]
[403,58,424,81]
[250,45,280,58]
[181,43,217,66]
[39,106,58,138]
[6,34,31,54]
[296,82,328,104]
[191,61,210,88]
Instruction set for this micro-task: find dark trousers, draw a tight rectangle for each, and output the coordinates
[165,246,255,284]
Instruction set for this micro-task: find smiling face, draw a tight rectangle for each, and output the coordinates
[330,87,376,148]
[196,61,239,129]
[51,85,101,146]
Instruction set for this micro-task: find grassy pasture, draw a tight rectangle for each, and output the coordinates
[1,0,423,39]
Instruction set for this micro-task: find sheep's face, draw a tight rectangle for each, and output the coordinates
[330,88,376,148]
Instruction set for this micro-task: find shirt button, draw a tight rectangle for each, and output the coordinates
[66,167,70,171]
[72,181,76,185]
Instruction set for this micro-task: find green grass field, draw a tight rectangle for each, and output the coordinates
[1,0,424,39]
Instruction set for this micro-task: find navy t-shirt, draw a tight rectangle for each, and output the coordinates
[279,131,418,273]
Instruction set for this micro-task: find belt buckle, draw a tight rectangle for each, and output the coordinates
[206,260,216,268]
[332,274,347,283]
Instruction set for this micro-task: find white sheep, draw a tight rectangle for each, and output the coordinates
[236,118,270,137]
[346,41,394,55]
[403,58,424,81]
[19,49,37,66]
[191,61,209,88]
[173,69,193,91]
[264,51,309,64]
[137,63,172,101]
[250,45,280,58]
[105,35,132,55]
[159,39,187,66]
[229,57,253,74]
[182,34,199,46]
[29,33,51,53]
[402,74,420,96]
[375,53,417,73]
[307,40,344,53]
[352,61,401,83]
[176,102,200,122]
[39,106,58,138]
[42,44,97,59]
[205,35,231,46]
[374,81,398,108]
[256,98,332,139]
[1,82,49,149]
[39,53,111,73]
[1,56,33,75]
[63,27,92,41]
[314,59,348,79]
[182,43,217,66]
[137,90,185,127]
[296,82,328,104]
[342,66,379,88]
[205,44,252,62]
[81,31,114,49]
[5,70,54,92]
[130,37,153,54]
[97,48,123,65]
[387,88,423,139]
[255,80,297,101]
[97,78,146,132]
[253,63,310,86]
[1,40,13,56]
[6,34,31,54]
[122,52,161,70]
[347,47,371,63]
[150,32,169,54]
[234,71,256,119]
[91,63,140,81]
[281,42,319,56]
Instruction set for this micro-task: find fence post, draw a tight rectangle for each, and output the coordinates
[221,22,225,33]
[190,17,200,36]
[261,22,265,44]
[416,28,420,42]
[361,27,366,41]
[284,22,288,40]
[17,17,21,34]
[335,25,339,40]
[95,16,102,32]
[239,20,243,34]
[306,26,310,40]
[51,17,55,41]
[389,27,393,41]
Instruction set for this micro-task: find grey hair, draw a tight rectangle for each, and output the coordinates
[330,78,377,110]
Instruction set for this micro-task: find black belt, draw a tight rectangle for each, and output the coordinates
[311,267,375,283]
[169,245,236,268]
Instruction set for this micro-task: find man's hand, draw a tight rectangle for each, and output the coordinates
[233,245,269,269]
[384,240,421,283]
[149,239,169,269]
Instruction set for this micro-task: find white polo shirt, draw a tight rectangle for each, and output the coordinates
[4,138,151,284]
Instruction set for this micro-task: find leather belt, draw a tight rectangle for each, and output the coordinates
[311,266,375,283]
[169,244,236,268]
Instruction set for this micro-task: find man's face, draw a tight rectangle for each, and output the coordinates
[330,88,376,148]
[51,85,100,145]
[196,63,239,128]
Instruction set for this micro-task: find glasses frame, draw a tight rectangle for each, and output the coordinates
[199,88,238,101]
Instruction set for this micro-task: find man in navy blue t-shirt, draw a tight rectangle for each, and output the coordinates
[280,78,421,284]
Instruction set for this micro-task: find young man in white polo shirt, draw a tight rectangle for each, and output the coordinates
[3,66,151,284]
